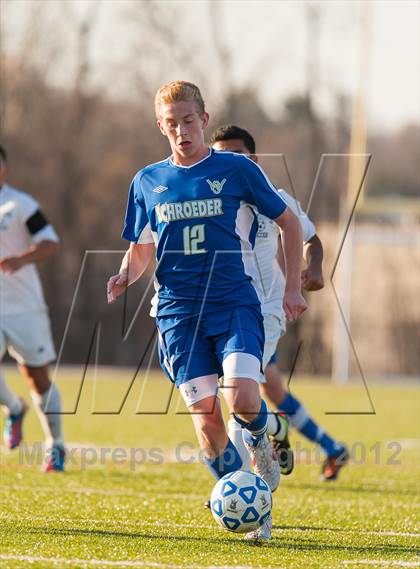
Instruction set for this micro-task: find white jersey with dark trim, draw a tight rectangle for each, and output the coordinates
[255,189,316,316]
[0,184,59,315]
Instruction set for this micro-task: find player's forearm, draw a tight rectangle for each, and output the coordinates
[18,240,59,266]
[275,208,303,291]
[302,234,324,291]
[120,243,154,286]
[304,235,323,271]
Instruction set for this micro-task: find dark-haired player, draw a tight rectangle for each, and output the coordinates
[210,126,349,482]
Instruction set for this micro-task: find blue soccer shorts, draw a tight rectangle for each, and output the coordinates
[156,304,264,388]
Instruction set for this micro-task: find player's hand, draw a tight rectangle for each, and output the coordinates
[301,266,324,291]
[107,270,129,304]
[283,289,308,321]
[0,256,25,274]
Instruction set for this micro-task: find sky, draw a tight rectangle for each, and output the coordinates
[2,0,419,132]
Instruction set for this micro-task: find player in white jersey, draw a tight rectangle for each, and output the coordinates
[210,126,348,482]
[0,145,65,471]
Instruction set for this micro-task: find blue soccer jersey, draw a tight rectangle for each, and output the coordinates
[122,148,286,317]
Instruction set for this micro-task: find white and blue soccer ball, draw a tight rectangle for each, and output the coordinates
[210,470,272,533]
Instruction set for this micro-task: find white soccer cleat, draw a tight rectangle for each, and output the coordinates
[244,513,272,541]
[244,434,280,492]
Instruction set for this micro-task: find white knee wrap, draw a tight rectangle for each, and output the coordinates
[179,375,219,407]
[223,352,261,382]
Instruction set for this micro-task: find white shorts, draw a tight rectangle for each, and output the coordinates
[0,310,56,366]
[259,311,287,383]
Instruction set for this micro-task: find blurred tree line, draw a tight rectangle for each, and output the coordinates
[0,1,418,378]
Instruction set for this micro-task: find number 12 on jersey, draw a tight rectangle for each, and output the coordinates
[183,224,207,255]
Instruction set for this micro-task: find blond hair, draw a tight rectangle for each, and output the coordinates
[154,81,205,119]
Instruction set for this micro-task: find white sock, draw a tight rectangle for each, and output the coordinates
[266,412,286,439]
[31,384,63,448]
[0,370,23,415]
[227,417,251,471]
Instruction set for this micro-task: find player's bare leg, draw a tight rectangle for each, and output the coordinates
[19,364,65,471]
[260,364,286,404]
[189,392,249,518]
[185,392,245,511]
[222,376,260,421]
[0,368,28,449]
[189,396,228,459]
[19,364,51,394]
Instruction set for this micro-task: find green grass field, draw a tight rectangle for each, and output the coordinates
[0,368,419,568]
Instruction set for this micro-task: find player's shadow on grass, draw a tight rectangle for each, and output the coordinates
[273,524,344,532]
[29,527,417,555]
[285,481,418,497]
[272,523,417,536]
[27,526,248,546]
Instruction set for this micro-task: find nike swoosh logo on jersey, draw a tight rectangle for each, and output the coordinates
[153,185,168,193]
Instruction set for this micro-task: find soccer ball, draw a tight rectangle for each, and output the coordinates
[210,470,272,533]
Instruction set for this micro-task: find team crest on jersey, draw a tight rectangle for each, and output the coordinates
[206,178,226,194]
[257,216,268,238]
[153,185,168,193]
